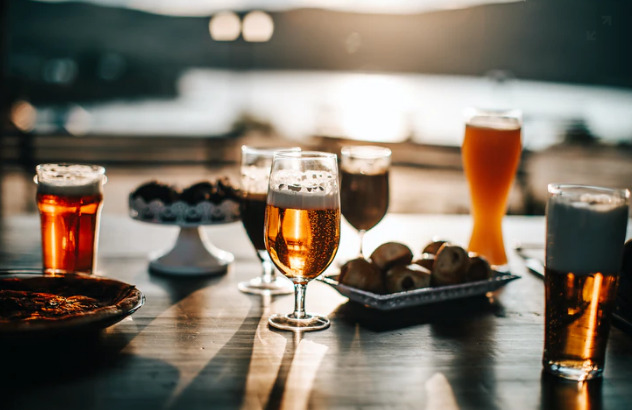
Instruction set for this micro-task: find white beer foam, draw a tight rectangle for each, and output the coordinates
[546,196,628,274]
[241,165,272,194]
[36,164,104,196]
[268,170,338,210]
[467,115,521,130]
[341,161,389,175]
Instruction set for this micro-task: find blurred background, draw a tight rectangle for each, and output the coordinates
[1,0,631,217]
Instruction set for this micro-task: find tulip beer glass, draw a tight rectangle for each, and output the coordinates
[340,145,391,258]
[238,145,299,295]
[265,151,341,331]
[36,163,106,275]
[461,108,522,267]
[543,184,629,380]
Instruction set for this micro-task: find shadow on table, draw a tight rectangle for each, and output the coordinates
[331,294,502,332]
[0,330,180,409]
[540,371,603,410]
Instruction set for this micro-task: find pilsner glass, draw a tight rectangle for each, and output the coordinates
[35,163,106,275]
[238,145,299,295]
[265,151,341,331]
[461,108,522,268]
[543,184,629,381]
[340,146,391,258]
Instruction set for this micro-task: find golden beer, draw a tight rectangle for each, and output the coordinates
[36,164,105,274]
[544,268,619,378]
[265,204,340,284]
[544,184,629,380]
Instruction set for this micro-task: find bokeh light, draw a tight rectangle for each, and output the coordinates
[10,100,37,132]
[242,11,274,42]
[209,11,241,41]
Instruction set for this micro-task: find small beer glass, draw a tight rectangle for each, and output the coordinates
[35,163,106,275]
[340,146,391,258]
[544,184,630,380]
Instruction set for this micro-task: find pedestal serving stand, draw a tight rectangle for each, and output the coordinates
[129,195,240,277]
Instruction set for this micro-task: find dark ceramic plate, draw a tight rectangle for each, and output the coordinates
[319,271,520,311]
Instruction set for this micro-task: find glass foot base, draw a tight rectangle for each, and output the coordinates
[238,277,294,295]
[268,313,330,332]
[543,360,603,381]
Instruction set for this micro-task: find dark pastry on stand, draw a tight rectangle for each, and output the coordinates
[339,258,384,294]
[216,177,240,202]
[384,264,431,293]
[432,244,470,286]
[131,181,179,204]
[370,242,413,271]
[180,181,215,204]
[465,254,492,282]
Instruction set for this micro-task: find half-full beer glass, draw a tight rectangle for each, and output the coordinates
[238,145,299,295]
[544,184,629,380]
[36,163,106,275]
[265,151,341,331]
[461,108,521,268]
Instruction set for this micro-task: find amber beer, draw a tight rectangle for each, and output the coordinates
[265,190,340,284]
[36,164,105,274]
[543,184,629,380]
[461,110,521,266]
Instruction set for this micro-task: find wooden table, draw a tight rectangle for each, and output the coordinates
[1,213,631,410]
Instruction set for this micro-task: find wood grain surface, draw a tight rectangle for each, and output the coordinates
[0,214,630,410]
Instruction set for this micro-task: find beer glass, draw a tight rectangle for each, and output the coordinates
[544,184,630,381]
[340,146,391,258]
[238,145,299,295]
[461,108,522,268]
[35,163,106,275]
[265,151,341,331]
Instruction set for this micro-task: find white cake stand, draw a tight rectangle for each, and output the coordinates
[129,196,240,277]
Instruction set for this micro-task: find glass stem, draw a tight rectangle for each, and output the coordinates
[358,230,366,258]
[258,251,276,284]
[293,283,307,319]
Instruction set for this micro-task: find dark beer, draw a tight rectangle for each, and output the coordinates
[544,268,619,378]
[240,192,267,251]
[341,169,389,231]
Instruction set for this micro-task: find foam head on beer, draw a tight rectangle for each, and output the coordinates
[546,185,629,275]
[268,169,339,210]
[36,163,105,196]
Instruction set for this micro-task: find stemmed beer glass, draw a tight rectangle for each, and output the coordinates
[238,146,299,295]
[461,108,521,269]
[265,151,341,331]
[340,146,391,258]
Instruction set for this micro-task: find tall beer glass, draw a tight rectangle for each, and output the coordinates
[35,163,106,275]
[238,145,299,295]
[265,151,341,331]
[461,108,521,268]
[340,145,390,258]
[544,184,629,380]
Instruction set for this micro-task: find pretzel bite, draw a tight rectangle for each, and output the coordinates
[432,244,469,286]
[339,258,384,294]
[422,240,448,256]
[370,242,413,271]
[385,264,431,293]
[413,255,435,273]
[465,254,492,282]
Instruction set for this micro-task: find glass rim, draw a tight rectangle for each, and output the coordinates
[241,145,301,156]
[464,107,522,124]
[273,150,337,160]
[340,145,392,159]
[548,183,630,200]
